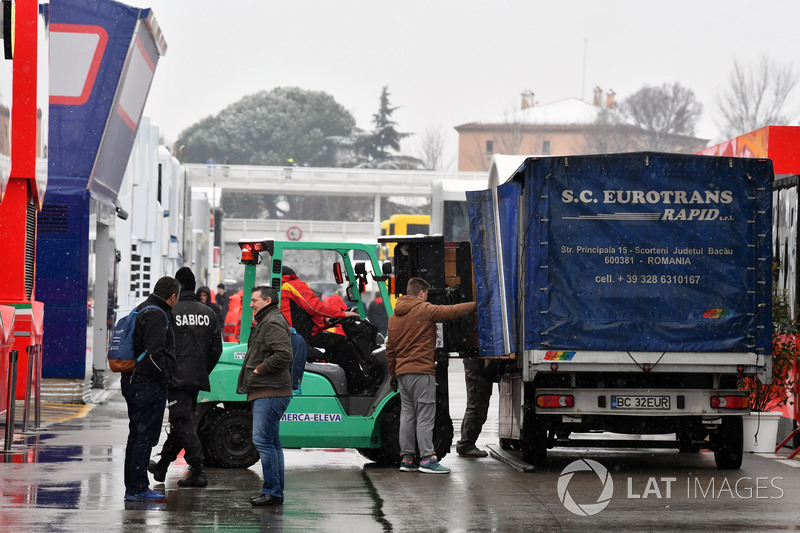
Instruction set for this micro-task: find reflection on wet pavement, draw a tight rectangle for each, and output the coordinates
[3,362,796,531]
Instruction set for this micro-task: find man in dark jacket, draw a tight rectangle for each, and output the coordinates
[367,296,389,336]
[149,268,222,487]
[121,276,180,502]
[197,285,224,332]
[216,283,229,318]
[237,286,293,506]
[456,357,500,457]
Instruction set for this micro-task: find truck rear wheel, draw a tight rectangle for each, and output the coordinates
[199,406,260,469]
[499,438,519,451]
[713,416,743,469]
[521,413,548,466]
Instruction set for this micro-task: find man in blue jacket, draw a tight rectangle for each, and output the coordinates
[149,267,222,488]
[121,276,180,502]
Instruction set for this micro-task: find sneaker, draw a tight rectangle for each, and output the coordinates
[399,459,418,472]
[419,456,450,474]
[124,489,166,502]
[458,447,489,458]
[148,460,168,483]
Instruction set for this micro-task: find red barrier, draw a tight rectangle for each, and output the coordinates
[0,306,16,415]
[11,302,44,402]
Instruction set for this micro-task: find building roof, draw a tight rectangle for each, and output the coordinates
[456,97,631,129]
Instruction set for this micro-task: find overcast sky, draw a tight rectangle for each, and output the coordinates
[142,0,800,168]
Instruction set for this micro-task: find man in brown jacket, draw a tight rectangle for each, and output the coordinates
[386,277,477,474]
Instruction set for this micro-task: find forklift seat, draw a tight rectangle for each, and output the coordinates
[303,362,348,396]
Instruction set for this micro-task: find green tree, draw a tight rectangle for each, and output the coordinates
[179,87,356,167]
[345,86,416,168]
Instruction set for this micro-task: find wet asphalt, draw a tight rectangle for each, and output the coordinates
[2,361,800,532]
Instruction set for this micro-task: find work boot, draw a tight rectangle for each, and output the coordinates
[458,447,489,457]
[177,462,208,487]
[148,459,169,483]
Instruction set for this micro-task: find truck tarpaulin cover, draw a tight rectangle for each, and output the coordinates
[467,180,521,357]
[468,153,773,357]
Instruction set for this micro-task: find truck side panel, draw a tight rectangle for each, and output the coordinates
[469,153,772,356]
[528,154,772,353]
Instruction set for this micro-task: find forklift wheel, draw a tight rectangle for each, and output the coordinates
[432,403,453,461]
[357,399,453,466]
[200,407,260,469]
[357,401,402,466]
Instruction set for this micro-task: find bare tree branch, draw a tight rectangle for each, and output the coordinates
[716,55,799,138]
[620,83,703,151]
[416,125,448,170]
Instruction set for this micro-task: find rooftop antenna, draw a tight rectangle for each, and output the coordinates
[581,38,588,102]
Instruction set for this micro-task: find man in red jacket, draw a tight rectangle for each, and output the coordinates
[386,277,476,474]
[279,267,369,394]
[223,290,243,342]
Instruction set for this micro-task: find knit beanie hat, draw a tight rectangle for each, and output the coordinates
[175,267,196,291]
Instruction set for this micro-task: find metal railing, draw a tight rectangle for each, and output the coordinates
[222,218,378,244]
[184,163,484,198]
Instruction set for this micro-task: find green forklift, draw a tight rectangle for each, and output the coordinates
[196,236,475,468]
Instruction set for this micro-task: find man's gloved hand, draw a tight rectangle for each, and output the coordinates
[390,376,398,392]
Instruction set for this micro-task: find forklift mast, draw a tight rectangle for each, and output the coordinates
[379,234,478,357]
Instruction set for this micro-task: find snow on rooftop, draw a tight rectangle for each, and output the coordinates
[466,97,630,127]
[488,154,530,187]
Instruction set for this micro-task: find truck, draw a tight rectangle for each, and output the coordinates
[196,239,457,468]
[462,152,772,469]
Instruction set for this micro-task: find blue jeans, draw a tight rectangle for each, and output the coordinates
[251,396,291,498]
[121,375,168,495]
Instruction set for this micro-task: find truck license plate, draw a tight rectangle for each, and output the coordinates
[611,395,670,410]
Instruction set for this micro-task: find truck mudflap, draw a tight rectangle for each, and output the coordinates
[534,388,749,417]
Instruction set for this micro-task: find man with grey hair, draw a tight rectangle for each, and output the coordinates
[237,285,293,506]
